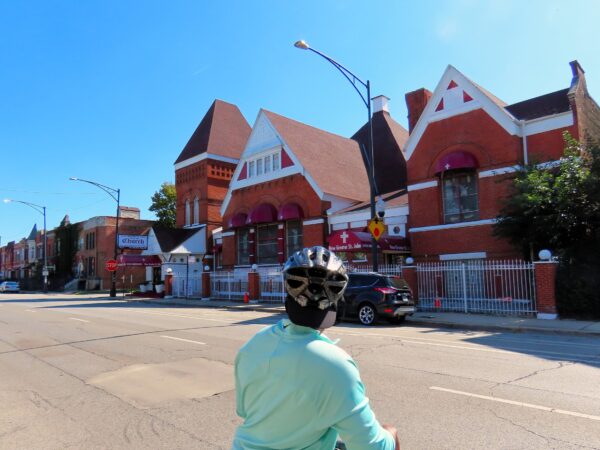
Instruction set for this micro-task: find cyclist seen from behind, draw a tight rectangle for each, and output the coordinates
[232,246,400,450]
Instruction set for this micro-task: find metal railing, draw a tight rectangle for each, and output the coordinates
[416,260,536,316]
[346,263,403,277]
[171,275,202,298]
[259,268,285,303]
[211,271,248,301]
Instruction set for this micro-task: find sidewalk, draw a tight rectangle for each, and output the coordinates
[126,296,600,338]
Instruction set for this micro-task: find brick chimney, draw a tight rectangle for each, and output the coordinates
[405,88,433,133]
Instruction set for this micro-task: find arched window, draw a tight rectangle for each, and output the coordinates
[193,197,199,225]
[185,199,191,226]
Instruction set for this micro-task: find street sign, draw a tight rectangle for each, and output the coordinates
[45,265,55,271]
[367,217,385,241]
[42,269,49,277]
[105,259,118,272]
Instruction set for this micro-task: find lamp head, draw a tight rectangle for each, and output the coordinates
[376,197,386,218]
[294,40,310,50]
[3,199,12,203]
[69,177,78,181]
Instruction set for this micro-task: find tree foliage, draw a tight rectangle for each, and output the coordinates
[54,222,80,279]
[149,182,177,228]
[494,132,600,317]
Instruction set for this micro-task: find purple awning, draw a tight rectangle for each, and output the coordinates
[246,203,277,225]
[434,151,478,174]
[277,203,304,221]
[228,212,248,228]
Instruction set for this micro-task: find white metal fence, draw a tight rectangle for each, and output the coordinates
[258,267,285,303]
[171,275,203,298]
[417,260,536,315]
[346,263,403,277]
[211,270,248,301]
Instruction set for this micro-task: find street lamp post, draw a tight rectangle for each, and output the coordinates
[4,199,48,292]
[69,177,121,297]
[294,40,381,271]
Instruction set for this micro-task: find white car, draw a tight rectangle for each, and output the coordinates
[0,281,20,293]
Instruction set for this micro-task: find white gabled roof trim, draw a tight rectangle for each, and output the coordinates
[405,65,521,161]
[523,111,573,136]
[174,152,239,170]
[303,218,325,226]
[478,165,520,178]
[220,111,322,216]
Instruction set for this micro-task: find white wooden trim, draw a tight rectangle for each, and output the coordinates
[221,231,235,237]
[409,219,496,233]
[440,252,487,261]
[303,218,325,226]
[524,111,573,136]
[174,152,239,170]
[478,166,520,178]
[408,180,438,192]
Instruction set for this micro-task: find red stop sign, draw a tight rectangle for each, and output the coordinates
[105,259,118,272]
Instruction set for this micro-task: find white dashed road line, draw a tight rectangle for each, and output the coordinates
[69,318,90,323]
[430,386,600,422]
[161,335,206,345]
[25,309,36,313]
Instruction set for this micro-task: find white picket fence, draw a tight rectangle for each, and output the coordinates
[417,260,537,315]
[171,275,202,298]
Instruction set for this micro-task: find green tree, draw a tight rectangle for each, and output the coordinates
[54,221,80,280]
[494,132,600,318]
[149,182,177,228]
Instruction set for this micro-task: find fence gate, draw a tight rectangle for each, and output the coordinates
[210,271,248,301]
[171,275,202,298]
[258,267,285,303]
[417,260,536,315]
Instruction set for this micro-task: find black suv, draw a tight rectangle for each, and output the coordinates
[338,273,415,326]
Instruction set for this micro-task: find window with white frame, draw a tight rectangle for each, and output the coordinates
[246,150,282,179]
[237,228,250,266]
[257,158,263,176]
[185,199,191,226]
[273,152,280,171]
[249,161,255,178]
[285,220,303,257]
[264,155,271,173]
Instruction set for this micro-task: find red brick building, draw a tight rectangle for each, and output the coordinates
[405,61,600,262]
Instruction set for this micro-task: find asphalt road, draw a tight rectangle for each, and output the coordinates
[1,293,599,449]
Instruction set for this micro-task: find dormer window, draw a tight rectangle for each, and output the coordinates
[246,149,282,179]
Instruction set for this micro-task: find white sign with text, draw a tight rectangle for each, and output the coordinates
[118,235,148,249]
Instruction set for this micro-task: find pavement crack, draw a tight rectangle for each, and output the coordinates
[506,361,572,385]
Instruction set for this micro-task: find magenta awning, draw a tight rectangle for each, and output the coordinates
[378,235,410,252]
[117,255,162,267]
[278,203,304,221]
[246,203,277,225]
[228,212,248,228]
[434,151,478,174]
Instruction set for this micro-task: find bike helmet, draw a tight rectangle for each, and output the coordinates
[283,246,349,329]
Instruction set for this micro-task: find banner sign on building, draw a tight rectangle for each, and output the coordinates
[118,234,148,249]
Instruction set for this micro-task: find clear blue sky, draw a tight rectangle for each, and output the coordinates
[1,0,598,243]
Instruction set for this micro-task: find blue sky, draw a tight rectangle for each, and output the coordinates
[1,0,598,243]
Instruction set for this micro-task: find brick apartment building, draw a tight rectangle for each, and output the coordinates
[405,60,600,262]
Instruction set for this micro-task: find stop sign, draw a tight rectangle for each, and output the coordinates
[105,259,118,272]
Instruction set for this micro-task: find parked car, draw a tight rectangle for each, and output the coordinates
[338,273,414,325]
[0,281,20,293]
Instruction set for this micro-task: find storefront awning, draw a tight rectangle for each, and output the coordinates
[117,255,162,267]
[228,212,248,228]
[328,230,410,253]
[278,203,304,221]
[434,151,478,174]
[246,203,277,225]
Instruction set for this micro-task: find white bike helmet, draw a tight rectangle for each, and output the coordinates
[283,246,348,329]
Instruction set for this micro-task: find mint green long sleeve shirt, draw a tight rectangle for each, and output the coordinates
[232,319,395,450]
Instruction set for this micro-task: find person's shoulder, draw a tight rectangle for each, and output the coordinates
[306,339,359,378]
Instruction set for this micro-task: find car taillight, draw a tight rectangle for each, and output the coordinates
[374,287,396,295]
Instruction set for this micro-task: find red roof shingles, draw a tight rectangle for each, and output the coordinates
[175,100,251,164]
[263,110,370,202]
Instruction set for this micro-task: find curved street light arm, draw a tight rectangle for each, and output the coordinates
[306,47,369,109]
[70,178,119,202]
[6,199,45,216]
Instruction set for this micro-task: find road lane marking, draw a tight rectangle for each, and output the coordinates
[161,335,206,345]
[69,318,90,323]
[25,309,36,313]
[430,386,600,422]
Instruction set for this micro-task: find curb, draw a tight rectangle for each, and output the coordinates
[126,297,285,314]
[405,318,600,338]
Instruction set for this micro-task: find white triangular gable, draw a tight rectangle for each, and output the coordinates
[142,228,163,255]
[221,110,322,215]
[171,227,206,255]
[405,65,521,160]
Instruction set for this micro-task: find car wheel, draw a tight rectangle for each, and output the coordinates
[358,303,377,326]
